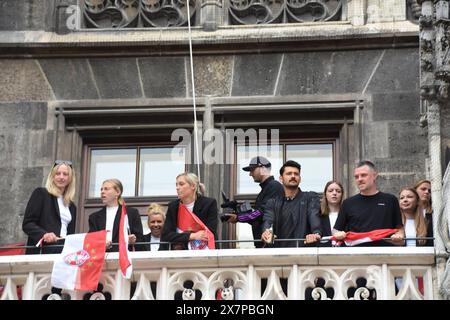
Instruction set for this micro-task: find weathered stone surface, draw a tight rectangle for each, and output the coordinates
[374,157,426,174]
[89,58,143,99]
[0,166,44,244]
[232,54,282,96]
[363,121,389,158]
[0,60,54,101]
[277,50,382,95]
[39,59,99,100]
[0,102,47,130]
[0,130,54,170]
[138,57,186,98]
[377,173,417,195]
[190,56,233,97]
[388,121,428,158]
[0,0,54,31]
[365,48,419,93]
[371,92,420,121]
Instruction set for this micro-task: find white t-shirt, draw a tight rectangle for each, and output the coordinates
[185,201,195,213]
[150,234,161,251]
[57,196,72,237]
[328,212,339,230]
[405,218,417,247]
[106,206,119,242]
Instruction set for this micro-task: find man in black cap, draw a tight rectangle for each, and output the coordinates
[226,156,284,248]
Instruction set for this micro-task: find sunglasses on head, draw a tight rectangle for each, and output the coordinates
[54,160,73,168]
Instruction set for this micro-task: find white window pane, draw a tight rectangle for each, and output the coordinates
[286,144,333,192]
[89,149,137,198]
[139,147,185,196]
[236,145,283,194]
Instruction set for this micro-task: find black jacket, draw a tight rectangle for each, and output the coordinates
[161,196,218,250]
[250,176,285,248]
[263,190,322,247]
[88,205,144,252]
[22,188,76,254]
[142,233,170,251]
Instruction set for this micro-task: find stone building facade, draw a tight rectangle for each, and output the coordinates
[0,0,448,247]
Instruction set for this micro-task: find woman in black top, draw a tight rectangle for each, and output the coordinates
[319,181,344,246]
[89,179,143,252]
[22,160,77,254]
[161,173,218,250]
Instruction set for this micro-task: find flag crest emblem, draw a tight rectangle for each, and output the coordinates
[64,250,90,266]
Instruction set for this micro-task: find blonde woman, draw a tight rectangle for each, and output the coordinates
[22,160,76,254]
[161,173,218,250]
[143,203,168,251]
[88,179,143,252]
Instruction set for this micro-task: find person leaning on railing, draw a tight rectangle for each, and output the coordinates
[22,160,77,254]
[332,160,405,246]
[261,160,322,248]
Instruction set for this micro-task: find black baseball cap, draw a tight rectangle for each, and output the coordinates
[242,156,272,171]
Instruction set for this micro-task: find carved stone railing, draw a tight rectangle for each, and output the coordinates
[81,0,197,28]
[0,247,435,300]
[74,0,420,29]
[228,0,342,25]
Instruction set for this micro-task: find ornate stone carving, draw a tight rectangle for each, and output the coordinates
[81,0,197,28]
[229,0,341,25]
[407,0,422,23]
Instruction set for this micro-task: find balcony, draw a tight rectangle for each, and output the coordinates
[0,246,435,300]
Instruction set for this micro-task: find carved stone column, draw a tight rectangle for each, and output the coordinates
[200,0,223,31]
[419,0,450,300]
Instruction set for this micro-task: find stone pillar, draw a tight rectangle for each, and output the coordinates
[366,0,406,23]
[347,0,367,25]
[200,0,223,31]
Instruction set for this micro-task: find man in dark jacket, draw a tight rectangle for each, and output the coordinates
[261,160,322,247]
[226,156,284,248]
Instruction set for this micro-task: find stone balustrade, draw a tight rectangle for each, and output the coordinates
[0,246,435,300]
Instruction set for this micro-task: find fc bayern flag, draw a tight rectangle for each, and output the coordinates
[332,228,399,246]
[51,230,107,291]
[177,204,215,250]
[119,201,132,279]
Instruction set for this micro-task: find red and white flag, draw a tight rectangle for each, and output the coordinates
[119,201,132,279]
[331,228,398,246]
[51,230,107,291]
[177,204,215,250]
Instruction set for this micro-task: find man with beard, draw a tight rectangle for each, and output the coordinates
[261,160,322,247]
[226,156,284,248]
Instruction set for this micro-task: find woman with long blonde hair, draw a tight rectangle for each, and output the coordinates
[88,179,143,251]
[22,160,77,254]
[161,172,218,250]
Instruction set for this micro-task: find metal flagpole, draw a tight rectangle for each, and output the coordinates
[186,0,201,182]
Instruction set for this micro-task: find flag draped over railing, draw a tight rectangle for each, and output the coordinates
[51,230,107,291]
[177,204,215,250]
[330,228,399,246]
[119,201,132,279]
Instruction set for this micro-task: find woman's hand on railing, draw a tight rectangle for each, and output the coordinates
[43,232,59,243]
